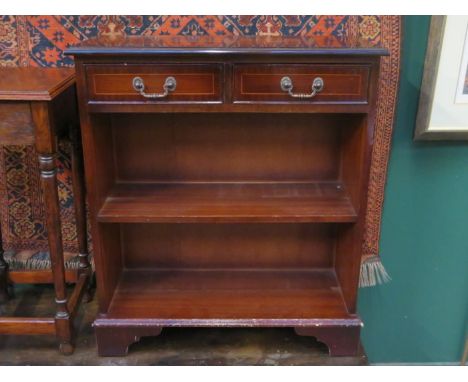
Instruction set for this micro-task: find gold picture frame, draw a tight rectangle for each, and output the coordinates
[415,16,468,140]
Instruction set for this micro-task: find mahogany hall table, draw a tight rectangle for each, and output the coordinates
[0,67,92,354]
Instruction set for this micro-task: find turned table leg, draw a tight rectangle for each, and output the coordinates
[69,123,92,301]
[0,216,9,304]
[32,102,74,354]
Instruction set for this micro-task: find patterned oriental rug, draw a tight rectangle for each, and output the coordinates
[0,15,401,286]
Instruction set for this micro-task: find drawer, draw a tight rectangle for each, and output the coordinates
[86,64,223,103]
[233,64,370,104]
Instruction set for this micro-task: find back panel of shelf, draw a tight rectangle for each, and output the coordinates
[120,222,336,269]
[111,113,358,183]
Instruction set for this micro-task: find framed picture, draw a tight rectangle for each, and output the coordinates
[415,16,468,140]
[455,23,468,104]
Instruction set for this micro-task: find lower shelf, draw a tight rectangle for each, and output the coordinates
[106,269,350,320]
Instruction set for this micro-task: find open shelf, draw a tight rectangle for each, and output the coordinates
[97,182,357,223]
[107,269,350,320]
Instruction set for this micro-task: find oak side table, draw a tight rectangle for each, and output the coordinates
[0,67,92,354]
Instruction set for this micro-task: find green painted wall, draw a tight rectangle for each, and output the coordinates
[358,16,468,363]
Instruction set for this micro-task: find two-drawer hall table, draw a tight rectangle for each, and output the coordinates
[0,67,92,354]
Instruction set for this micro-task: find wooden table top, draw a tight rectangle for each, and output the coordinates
[66,34,389,56]
[0,67,75,101]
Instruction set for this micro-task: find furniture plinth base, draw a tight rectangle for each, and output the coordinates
[93,318,362,357]
[295,324,362,357]
[94,321,163,356]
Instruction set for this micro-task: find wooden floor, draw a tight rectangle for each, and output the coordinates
[0,284,367,365]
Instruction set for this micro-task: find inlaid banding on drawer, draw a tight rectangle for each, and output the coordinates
[233,64,370,104]
[86,64,223,103]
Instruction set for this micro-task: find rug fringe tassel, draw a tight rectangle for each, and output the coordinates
[359,256,391,288]
[5,252,94,271]
[23,257,95,271]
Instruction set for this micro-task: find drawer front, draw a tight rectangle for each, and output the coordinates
[233,64,370,104]
[86,64,223,103]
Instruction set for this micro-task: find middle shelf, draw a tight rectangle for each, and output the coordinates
[97,181,357,223]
